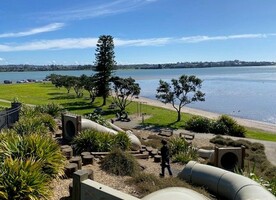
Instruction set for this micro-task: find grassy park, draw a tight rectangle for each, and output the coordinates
[0,82,275,142]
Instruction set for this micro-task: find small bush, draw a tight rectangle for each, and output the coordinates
[100,148,140,176]
[39,114,58,133]
[13,117,49,135]
[34,103,64,118]
[172,147,198,164]
[0,132,66,178]
[169,137,189,155]
[185,116,212,133]
[212,115,246,137]
[113,132,131,151]
[0,158,51,200]
[72,130,113,154]
[169,137,198,163]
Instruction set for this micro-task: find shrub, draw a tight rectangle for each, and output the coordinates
[72,130,113,154]
[34,103,64,118]
[169,137,189,155]
[184,116,212,133]
[38,114,58,133]
[0,158,51,200]
[169,137,198,163]
[13,117,49,135]
[172,147,198,164]
[112,132,131,151]
[0,132,66,178]
[100,148,140,176]
[211,115,246,137]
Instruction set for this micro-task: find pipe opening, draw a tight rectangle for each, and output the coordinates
[66,120,75,137]
[221,152,238,170]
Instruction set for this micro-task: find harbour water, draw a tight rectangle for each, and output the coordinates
[1,66,276,124]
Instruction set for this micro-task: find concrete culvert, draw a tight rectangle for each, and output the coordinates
[66,120,75,138]
[221,152,238,170]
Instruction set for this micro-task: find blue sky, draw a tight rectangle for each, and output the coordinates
[0,0,276,65]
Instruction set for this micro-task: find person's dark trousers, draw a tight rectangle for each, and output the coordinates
[160,163,173,177]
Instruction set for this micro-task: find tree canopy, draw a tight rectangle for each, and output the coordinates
[111,76,140,115]
[156,74,205,121]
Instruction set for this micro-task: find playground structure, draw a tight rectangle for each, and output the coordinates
[61,113,141,150]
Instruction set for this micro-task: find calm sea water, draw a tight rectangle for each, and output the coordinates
[1,66,276,124]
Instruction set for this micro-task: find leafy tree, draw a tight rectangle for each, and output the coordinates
[80,74,97,103]
[156,75,205,122]
[94,35,116,105]
[61,76,74,94]
[47,74,63,88]
[71,77,84,98]
[111,76,140,114]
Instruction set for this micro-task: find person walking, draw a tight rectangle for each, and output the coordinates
[160,139,173,177]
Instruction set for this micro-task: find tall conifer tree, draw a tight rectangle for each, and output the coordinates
[94,35,116,105]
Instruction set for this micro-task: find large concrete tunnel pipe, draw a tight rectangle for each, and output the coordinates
[81,118,117,134]
[178,161,275,200]
[141,187,209,200]
[81,118,141,150]
[197,149,214,163]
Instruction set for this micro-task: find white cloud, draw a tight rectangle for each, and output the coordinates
[0,57,5,62]
[0,33,275,52]
[115,37,172,46]
[180,33,268,43]
[43,0,157,21]
[0,23,65,38]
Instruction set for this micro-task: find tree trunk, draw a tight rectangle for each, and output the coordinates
[102,96,106,106]
[177,110,181,122]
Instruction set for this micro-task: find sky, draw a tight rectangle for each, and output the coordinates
[0,0,276,65]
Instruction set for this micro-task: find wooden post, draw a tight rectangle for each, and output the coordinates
[72,170,88,200]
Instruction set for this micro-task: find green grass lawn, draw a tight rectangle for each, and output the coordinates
[0,82,275,142]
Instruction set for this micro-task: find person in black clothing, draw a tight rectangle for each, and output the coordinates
[160,139,173,177]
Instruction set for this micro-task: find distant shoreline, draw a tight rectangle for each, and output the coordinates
[0,61,275,72]
[133,96,276,134]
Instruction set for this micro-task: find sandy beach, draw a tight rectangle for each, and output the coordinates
[133,96,276,133]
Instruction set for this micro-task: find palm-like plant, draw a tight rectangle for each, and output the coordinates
[0,132,66,178]
[0,158,51,200]
[72,130,113,153]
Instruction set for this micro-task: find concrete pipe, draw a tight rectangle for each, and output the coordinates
[178,161,275,200]
[197,149,214,159]
[81,118,141,151]
[81,118,117,134]
[142,187,209,200]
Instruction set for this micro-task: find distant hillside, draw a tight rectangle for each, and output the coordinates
[0,60,275,72]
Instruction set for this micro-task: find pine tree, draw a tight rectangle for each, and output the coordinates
[94,35,116,105]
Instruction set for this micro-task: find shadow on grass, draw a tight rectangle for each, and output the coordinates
[61,101,93,111]
[49,94,77,100]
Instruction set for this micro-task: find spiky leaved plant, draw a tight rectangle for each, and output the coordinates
[112,132,131,151]
[100,148,140,176]
[34,103,64,118]
[0,132,66,178]
[72,130,113,154]
[0,158,51,200]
